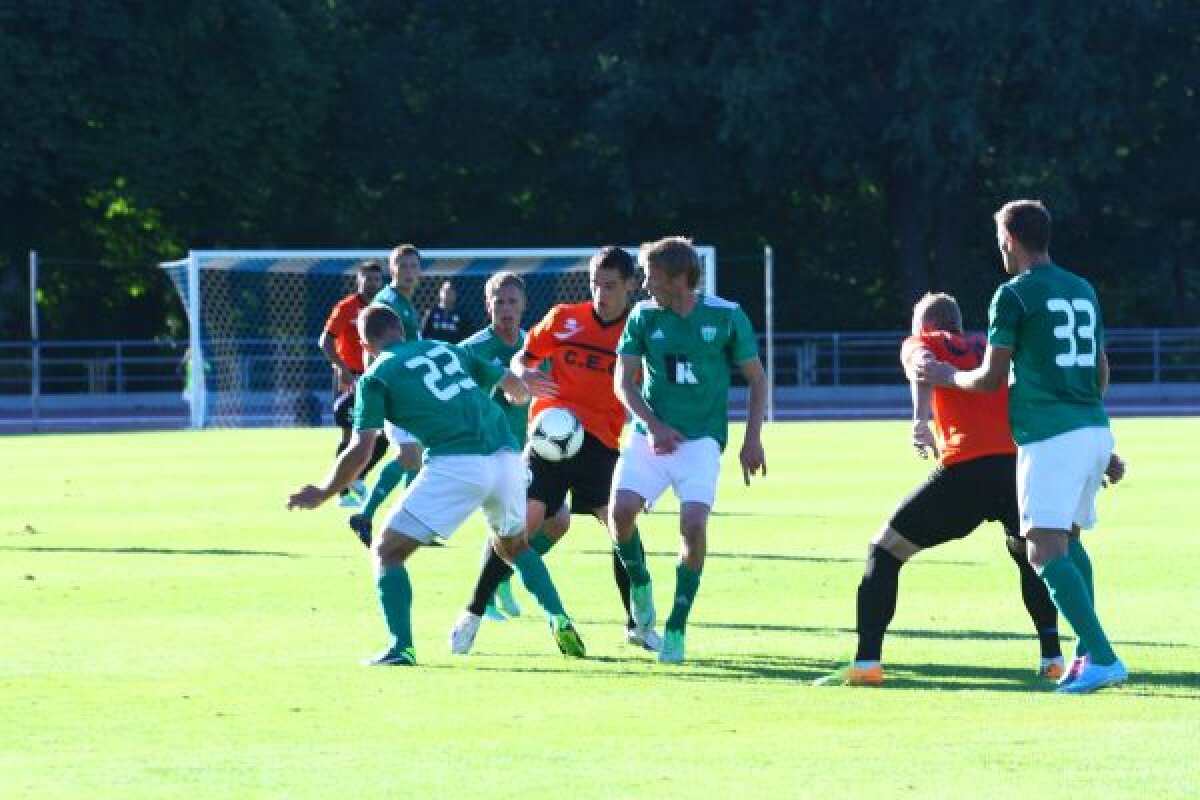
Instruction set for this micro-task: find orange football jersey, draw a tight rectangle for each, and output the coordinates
[901,330,1015,466]
[324,293,369,374]
[522,301,628,450]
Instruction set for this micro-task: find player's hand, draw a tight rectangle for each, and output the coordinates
[912,419,937,459]
[913,359,957,387]
[740,438,767,485]
[287,484,330,510]
[648,421,684,455]
[521,370,559,398]
[1103,453,1126,487]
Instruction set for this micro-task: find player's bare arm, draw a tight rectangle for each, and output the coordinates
[916,344,1012,393]
[511,351,558,398]
[614,353,682,454]
[497,370,531,406]
[287,429,378,509]
[902,343,937,458]
[318,330,356,385]
[738,358,768,484]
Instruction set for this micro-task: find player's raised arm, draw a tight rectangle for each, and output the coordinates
[917,344,1011,393]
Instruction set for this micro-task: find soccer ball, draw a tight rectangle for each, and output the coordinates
[529,407,585,462]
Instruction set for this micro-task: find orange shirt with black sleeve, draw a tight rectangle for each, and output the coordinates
[521,301,628,450]
[901,330,1015,467]
[324,293,369,375]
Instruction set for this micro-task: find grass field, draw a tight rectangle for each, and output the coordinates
[3,418,1198,799]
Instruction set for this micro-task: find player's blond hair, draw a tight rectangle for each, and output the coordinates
[484,270,525,299]
[911,292,963,335]
[639,236,701,289]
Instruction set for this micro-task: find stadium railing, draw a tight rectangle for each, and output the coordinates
[3,328,1198,430]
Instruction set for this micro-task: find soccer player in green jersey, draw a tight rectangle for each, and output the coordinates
[349,244,425,544]
[608,236,768,663]
[287,304,585,665]
[918,199,1128,694]
[458,271,569,621]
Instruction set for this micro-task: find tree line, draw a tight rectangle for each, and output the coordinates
[1,0,1196,341]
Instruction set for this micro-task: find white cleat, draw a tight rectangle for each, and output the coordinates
[626,625,662,652]
[630,583,656,631]
[1055,658,1128,694]
[449,611,482,655]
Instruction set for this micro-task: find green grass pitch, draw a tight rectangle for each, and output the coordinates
[2,418,1198,798]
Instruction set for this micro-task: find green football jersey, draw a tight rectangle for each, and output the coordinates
[459,326,529,445]
[352,339,516,457]
[618,293,759,451]
[372,286,421,341]
[988,262,1110,445]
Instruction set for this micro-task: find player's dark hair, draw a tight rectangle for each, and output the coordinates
[995,200,1051,253]
[640,236,701,289]
[355,259,383,276]
[590,245,636,280]
[360,304,403,345]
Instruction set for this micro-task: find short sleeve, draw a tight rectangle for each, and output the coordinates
[728,306,759,364]
[522,306,560,361]
[352,374,387,431]
[324,297,354,336]
[988,285,1021,349]
[616,307,645,357]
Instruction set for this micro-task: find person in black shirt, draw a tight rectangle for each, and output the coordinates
[421,280,469,341]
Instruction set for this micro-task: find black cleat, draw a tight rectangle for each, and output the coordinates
[362,645,416,666]
[348,514,372,548]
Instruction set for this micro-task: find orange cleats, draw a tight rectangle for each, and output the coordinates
[814,663,884,687]
[1039,657,1067,681]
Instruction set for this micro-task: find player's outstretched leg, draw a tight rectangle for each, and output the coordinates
[366,562,417,666]
[816,543,899,686]
[495,536,585,658]
[1006,534,1064,679]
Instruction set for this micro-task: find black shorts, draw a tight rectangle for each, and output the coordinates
[888,453,1019,548]
[332,386,356,429]
[527,431,618,515]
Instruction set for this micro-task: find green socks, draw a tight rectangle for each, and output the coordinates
[616,533,651,585]
[1038,555,1116,666]
[665,563,703,632]
[377,566,413,650]
[1067,538,1095,659]
[362,461,405,520]
[528,531,556,556]
[511,549,566,617]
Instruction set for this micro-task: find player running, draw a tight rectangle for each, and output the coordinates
[287,304,585,665]
[608,236,768,664]
[449,246,656,654]
[817,292,1100,687]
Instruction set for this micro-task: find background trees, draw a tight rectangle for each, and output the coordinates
[1,0,1196,339]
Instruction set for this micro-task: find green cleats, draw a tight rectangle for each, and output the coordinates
[658,628,685,664]
[551,614,586,658]
[630,582,656,630]
[494,578,522,618]
[363,645,416,667]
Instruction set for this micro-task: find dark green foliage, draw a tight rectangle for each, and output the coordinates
[1,0,1196,338]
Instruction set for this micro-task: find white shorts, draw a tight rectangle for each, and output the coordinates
[1017,426,1115,534]
[380,450,526,545]
[384,421,419,447]
[613,432,721,509]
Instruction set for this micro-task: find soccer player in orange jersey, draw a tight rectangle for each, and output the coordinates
[818,292,1084,687]
[318,259,387,507]
[450,246,659,653]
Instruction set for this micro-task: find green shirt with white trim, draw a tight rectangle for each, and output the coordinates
[459,326,530,446]
[372,286,421,342]
[352,339,516,457]
[618,293,758,451]
[987,262,1110,445]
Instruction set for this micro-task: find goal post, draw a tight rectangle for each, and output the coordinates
[161,246,717,428]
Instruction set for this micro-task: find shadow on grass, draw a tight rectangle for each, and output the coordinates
[0,545,313,558]
[576,549,979,566]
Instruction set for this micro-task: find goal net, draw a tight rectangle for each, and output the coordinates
[161,247,717,428]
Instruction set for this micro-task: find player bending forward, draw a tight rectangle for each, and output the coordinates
[288,305,585,665]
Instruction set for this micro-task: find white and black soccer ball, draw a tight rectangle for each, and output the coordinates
[529,407,585,462]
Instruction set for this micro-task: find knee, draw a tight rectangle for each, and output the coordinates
[609,496,641,531]
[491,533,525,562]
[399,445,422,471]
[679,510,708,547]
[373,531,411,569]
